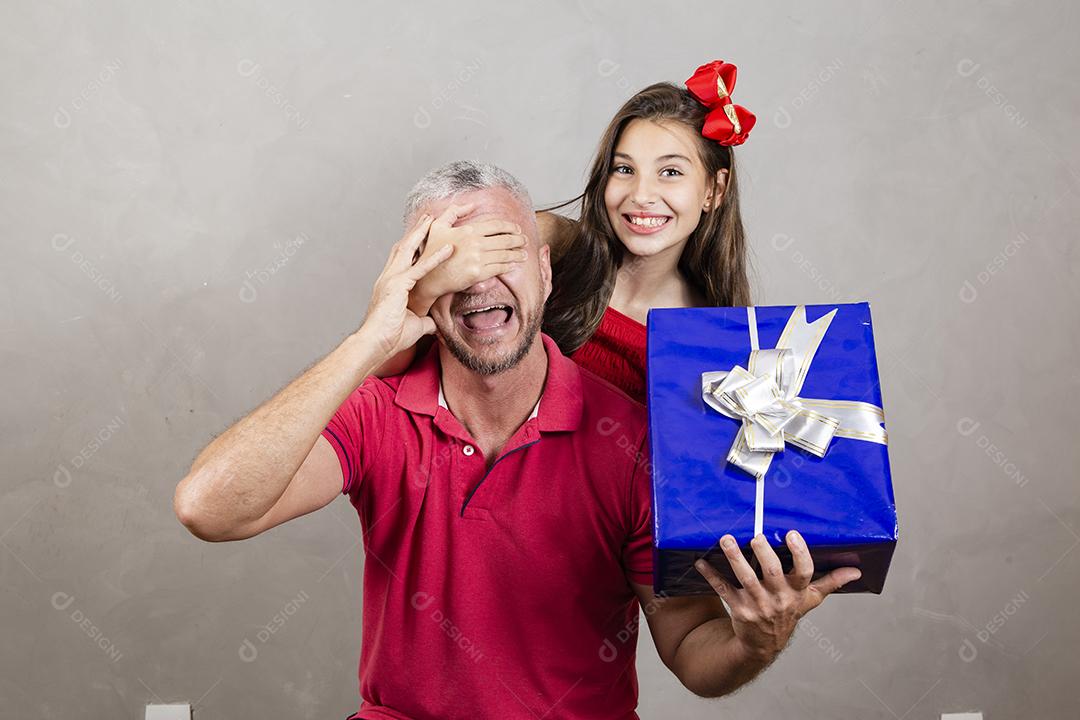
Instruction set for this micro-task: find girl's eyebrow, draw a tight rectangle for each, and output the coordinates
[613,152,691,163]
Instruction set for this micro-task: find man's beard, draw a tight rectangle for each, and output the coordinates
[441,303,545,376]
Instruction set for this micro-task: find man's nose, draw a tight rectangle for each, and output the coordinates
[464,275,501,294]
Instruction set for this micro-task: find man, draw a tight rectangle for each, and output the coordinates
[173,161,860,719]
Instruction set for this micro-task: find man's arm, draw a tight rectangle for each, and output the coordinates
[173,213,451,542]
[173,330,383,542]
[631,584,770,698]
[632,531,862,698]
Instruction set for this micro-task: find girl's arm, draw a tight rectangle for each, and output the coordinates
[536,211,578,263]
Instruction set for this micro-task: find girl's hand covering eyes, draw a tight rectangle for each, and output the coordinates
[408,203,528,315]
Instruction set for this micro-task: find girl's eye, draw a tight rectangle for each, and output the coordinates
[612,165,633,175]
[660,168,684,177]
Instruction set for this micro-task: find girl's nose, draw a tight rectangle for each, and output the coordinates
[630,176,658,207]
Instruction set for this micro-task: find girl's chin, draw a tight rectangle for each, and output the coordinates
[617,233,685,259]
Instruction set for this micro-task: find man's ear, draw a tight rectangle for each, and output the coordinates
[539,243,552,301]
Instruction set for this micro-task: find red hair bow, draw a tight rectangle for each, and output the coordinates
[685,60,757,146]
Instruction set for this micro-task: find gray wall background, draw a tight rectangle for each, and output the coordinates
[2,0,1077,717]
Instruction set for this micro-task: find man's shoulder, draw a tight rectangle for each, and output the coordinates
[356,373,403,395]
[347,373,405,410]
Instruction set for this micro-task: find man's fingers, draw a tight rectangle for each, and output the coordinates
[694,558,741,606]
[393,214,435,270]
[719,534,767,600]
[786,530,814,590]
[750,534,786,592]
[806,567,862,609]
[406,242,454,282]
[432,202,478,228]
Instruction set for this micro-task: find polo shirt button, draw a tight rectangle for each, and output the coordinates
[462,445,475,456]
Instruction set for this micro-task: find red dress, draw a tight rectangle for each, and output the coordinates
[570,306,648,405]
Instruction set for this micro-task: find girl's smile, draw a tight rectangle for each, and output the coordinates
[621,212,673,234]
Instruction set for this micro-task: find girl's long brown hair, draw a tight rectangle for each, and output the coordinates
[542,81,752,354]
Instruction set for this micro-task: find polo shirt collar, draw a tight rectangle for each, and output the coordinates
[437,382,540,420]
[395,333,582,432]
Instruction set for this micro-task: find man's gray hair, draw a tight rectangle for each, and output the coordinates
[403,160,533,226]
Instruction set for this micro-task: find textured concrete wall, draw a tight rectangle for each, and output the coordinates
[1,0,1076,717]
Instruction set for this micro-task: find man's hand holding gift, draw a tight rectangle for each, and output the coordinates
[636,529,861,698]
[696,530,861,663]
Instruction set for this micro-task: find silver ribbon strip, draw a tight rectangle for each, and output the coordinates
[701,306,888,535]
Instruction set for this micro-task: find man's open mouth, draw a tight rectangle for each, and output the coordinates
[459,304,514,331]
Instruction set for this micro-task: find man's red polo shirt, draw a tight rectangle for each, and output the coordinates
[321,333,654,720]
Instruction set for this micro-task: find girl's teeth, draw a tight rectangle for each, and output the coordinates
[630,216,668,227]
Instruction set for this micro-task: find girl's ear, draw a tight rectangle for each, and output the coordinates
[703,168,730,211]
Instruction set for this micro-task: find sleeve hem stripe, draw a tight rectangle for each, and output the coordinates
[322,426,353,494]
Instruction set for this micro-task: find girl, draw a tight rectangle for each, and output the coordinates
[386,59,755,401]
[538,59,755,403]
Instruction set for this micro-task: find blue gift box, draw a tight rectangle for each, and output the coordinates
[646,303,898,596]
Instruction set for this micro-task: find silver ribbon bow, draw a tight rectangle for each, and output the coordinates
[701,306,888,533]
